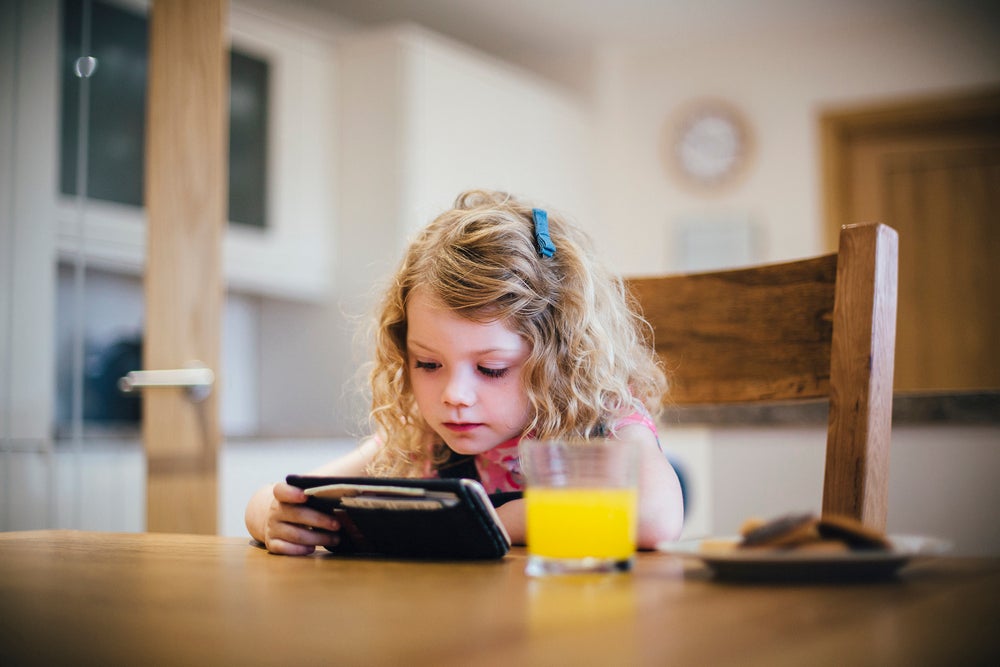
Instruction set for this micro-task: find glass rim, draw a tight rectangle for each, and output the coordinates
[519,437,638,448]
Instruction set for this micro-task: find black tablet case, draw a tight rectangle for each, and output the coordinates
[286,475,511,560]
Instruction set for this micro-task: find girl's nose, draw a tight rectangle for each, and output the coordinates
[442,370,476,407]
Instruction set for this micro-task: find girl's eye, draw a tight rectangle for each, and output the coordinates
[414,360,440,371]
[478,366,508,379]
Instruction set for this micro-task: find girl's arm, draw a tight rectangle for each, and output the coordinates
[244,438,379,555]
[495,498,527,546]
[619,424,685,548]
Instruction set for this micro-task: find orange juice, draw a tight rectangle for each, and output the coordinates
[525,487,638,560]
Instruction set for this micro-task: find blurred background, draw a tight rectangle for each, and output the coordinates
[2,0,998,551]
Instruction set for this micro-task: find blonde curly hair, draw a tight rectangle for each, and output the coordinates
[366,189,665,476]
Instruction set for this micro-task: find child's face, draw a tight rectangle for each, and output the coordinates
[405,287,533,456]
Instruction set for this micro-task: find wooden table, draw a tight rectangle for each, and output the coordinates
[1,531,998,666]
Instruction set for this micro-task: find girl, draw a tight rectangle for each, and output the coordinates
[245,190,684,555]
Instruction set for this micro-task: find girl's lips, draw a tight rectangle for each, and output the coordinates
[442,422,481,433]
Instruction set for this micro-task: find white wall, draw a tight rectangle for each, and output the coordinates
[585,6,1000,277]
[402,26,595,235]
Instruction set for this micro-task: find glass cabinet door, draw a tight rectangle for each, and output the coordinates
[1,0,269,532]
[59,0,150,531]
[2,0,338,534]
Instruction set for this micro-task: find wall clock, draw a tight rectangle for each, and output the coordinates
[666,100,752,191]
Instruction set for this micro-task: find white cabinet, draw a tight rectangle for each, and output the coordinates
[335,25,595,298]
[52,0,338,302]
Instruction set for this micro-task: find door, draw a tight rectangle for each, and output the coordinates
[51,0,226,534]
[3,0,325,535]
[821,89,1000,392]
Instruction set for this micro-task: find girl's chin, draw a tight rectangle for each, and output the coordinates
[442,440,487,456]
[438,433,495,457]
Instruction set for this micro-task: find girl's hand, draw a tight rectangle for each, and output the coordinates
[260,482,341,556]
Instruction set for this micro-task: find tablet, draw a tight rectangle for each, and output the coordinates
[286,475,512,560]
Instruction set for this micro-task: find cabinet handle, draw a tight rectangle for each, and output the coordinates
[118,362,214,402]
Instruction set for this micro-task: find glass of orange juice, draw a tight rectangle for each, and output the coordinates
[520,438,638,576]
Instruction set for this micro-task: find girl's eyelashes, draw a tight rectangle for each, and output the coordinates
[412,359,509,379]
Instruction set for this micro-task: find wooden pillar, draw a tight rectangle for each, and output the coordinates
[823,223,898,530]
[144,0,228,533]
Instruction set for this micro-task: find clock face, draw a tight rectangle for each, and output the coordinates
[668,101,751,189]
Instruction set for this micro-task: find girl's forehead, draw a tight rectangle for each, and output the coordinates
[407,285,502,324]
[406,288,526,351]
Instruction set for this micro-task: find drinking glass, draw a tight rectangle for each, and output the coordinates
[519,438,638,576]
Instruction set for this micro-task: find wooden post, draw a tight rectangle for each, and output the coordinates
[823,223,898,530]
[144,0,228,533]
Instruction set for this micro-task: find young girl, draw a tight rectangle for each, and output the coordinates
[245,189,684,555]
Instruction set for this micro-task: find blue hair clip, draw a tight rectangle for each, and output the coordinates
[532,208,556,258]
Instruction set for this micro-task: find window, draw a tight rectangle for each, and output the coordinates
[228,50,269,229]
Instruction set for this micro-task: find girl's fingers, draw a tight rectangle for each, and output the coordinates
[279,504,340,532]
[264,538,316,556]
[271,482,308,503]
[267,522,341,552]
[265,482,343,555]
[270,484,339,531]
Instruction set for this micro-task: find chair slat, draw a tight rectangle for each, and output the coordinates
[628,254,838,404]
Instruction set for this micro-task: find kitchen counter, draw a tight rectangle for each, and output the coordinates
[661,390,1000,426]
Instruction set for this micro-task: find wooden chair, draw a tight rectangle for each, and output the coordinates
[627,223,898,530]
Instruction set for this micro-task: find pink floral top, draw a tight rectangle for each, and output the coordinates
[433,410,659,494]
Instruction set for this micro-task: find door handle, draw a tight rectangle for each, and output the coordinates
[118,361,214,402]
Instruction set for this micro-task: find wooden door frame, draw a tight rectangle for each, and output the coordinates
[819,87,1000,249]
[819,86,1000,392]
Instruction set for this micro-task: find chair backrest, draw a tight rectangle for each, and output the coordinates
[627,223,898,530]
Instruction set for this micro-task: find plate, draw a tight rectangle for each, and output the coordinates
[657,535,952,582]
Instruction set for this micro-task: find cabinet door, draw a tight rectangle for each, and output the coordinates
[56,0,335,302]
[2,0,226,534]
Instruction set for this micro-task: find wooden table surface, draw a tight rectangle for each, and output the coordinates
[1,530,998,666]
